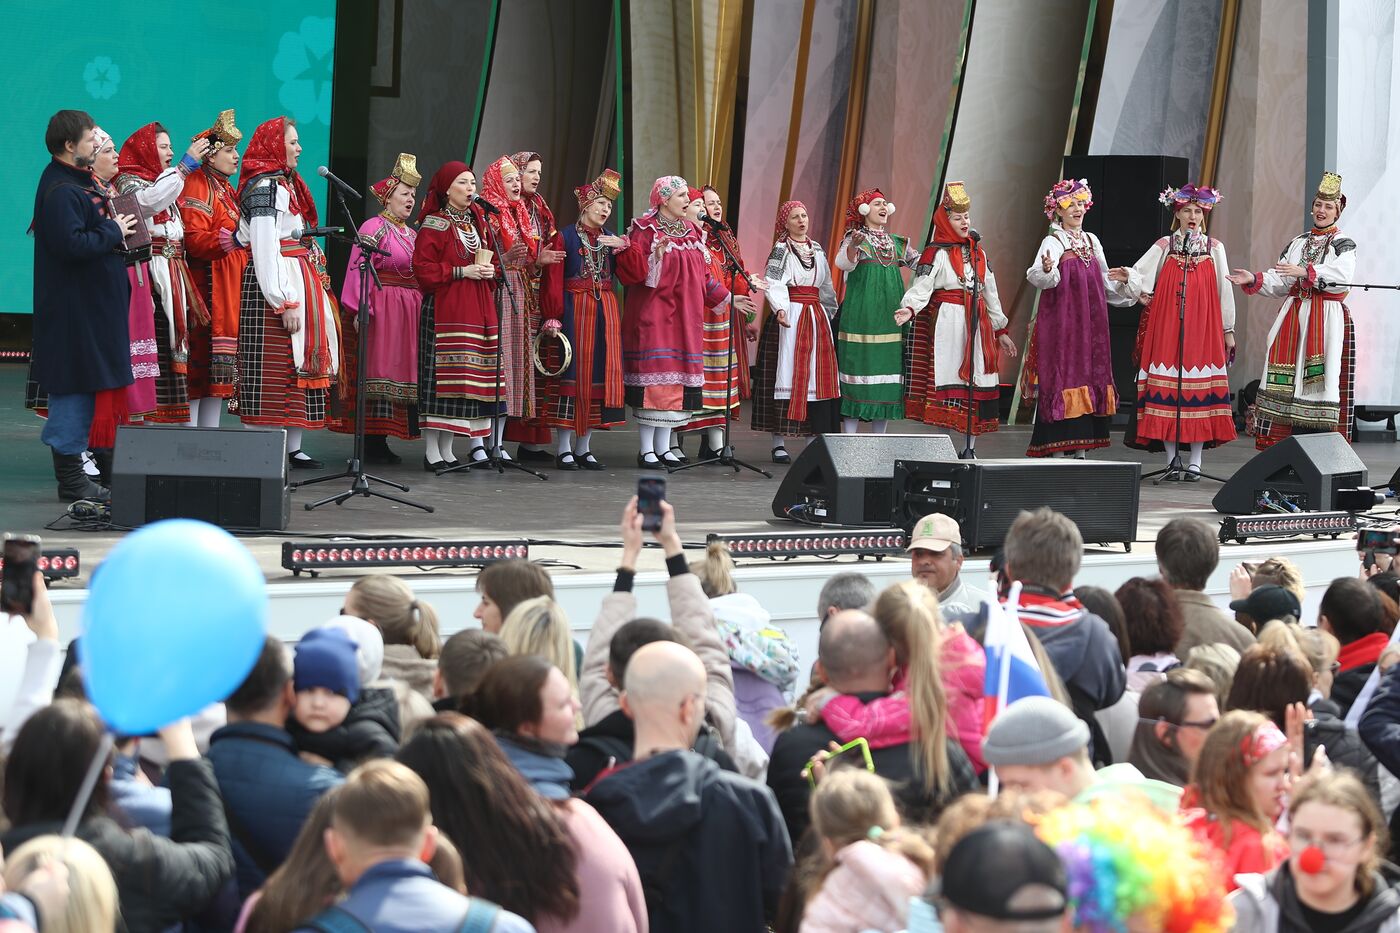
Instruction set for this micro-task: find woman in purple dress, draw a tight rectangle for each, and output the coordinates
[1022,178,1134,457]
[333,153,422,464]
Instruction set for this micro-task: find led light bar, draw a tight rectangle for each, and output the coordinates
[1219,512,1355,545]
[281,539,529,577]
[0,548,81,581]
[706,531,907,561]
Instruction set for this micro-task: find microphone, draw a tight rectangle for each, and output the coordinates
[968,229,981,243]
[317,166,362,200]
[296,226,345,239]
[473,196,500,216]
[698,214,723,229]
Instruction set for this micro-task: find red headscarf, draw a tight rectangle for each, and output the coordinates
[845,187,886,233]
[117,123,174,223]
[774,200,807,238]
[418,160,471,222]
[932,203,985,283]
[931,196,994,383]
[509,150,556,255]
[235,117,319,227]
[480,156,533,252]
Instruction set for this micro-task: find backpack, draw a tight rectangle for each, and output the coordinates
[304,898,499,933]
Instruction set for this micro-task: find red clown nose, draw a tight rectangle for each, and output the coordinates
[1298,846,1327,875]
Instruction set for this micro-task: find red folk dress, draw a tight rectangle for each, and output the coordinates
[180,165,247,400]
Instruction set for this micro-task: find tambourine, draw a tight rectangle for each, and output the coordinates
[532,328,573,377]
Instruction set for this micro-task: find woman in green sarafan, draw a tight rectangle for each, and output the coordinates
[834,188,919,433]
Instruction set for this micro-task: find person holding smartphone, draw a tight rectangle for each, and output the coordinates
[1,562,62,754]
[30,110,137,502]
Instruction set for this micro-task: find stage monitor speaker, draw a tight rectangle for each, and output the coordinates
[771,433,957,526]
[111,425,291,530]
[1062,155,1189,410]
[1212,434,1368,515]
[892,459,1141,551]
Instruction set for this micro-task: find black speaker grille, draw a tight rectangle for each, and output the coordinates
[145,476,263,527]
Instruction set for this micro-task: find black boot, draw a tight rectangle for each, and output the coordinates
[91,448,115,487]
[364,434,401,465]
[53,450,109,502]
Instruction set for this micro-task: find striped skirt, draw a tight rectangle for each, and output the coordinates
[235,262,328,429]
[416,294,498,436]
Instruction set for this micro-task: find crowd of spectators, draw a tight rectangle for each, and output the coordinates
[4,503,1400,932]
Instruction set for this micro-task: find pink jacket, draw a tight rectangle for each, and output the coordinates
[820,629,987,771]
[798,841,926,933]
[536,799,648,933]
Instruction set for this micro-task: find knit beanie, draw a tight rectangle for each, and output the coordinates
[294,627,362,703]
[982,696,1088,767]
[323,615,384,684]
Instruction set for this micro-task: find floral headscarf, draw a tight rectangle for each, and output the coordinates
[1044,178,1093,220]
[774,199,807,238]
[480,155,533,251]
[649,175,688,211]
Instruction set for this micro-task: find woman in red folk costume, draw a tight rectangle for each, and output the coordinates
[898,182,1017,452]
[235,116,340,468]
[1122,184,1236,479]
[329,153,423,465]
[615,175,753,467]
[114,122,214,425]
[752,200,841,462]
[413,162,502,469]
[676,187,759,461]
[539,169,629,470]
[180,109,247,429]
[502,150,567,460]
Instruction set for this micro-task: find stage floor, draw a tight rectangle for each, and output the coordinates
[5,363,1399,580]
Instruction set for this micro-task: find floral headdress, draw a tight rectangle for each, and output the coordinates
[194,109,242,154]
[1159,183,1223,212]
[1044,178,1093,220]
[574,168,621,209]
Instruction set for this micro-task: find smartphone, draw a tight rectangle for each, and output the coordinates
[1,533,41,616]
[638,475,667,532]
[1358,528,1399,554]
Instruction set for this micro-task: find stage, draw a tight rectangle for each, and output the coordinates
[2,361,1396,666]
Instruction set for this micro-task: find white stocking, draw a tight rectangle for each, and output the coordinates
[286,427,305,456]
[639,424,658,456]
[1189,442,1204,469]
[557,429,576,455]
[469,436,488,460]
[707,427,724,451]
[657,426,674,456]
[576,431,593,455]
[842,418,859,434]
[772,432,786,450]
[440,432,456,462]
[1165,440,1179,465]
[872,419,889,434]
[187,399,202,427]
[423,429,444,463]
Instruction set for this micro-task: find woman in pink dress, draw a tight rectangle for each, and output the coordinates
[332,153,422,464]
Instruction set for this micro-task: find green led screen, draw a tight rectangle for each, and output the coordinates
[4,2,336,313]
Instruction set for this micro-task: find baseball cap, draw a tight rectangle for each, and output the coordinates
[907,513,961,552]
[1228,584,1301,622]
[939,822,1067,920]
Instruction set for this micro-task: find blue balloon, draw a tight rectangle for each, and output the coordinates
[83,519,267,734]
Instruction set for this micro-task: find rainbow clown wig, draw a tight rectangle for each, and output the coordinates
[1035,795,1232,933]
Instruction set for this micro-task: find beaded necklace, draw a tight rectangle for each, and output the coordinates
[204,166,240,220]
[861,225,898,266]
[443,205,482,257]
[1301,228,1335,266]
[376,211,416,272]
[577,222,611,289]
[1058,225,1095,266]
[655,213,688,238]
[789,236,816,270]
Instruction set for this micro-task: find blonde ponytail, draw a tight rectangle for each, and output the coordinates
[348,575,442,659]
[873,580,951,794]
[689,540,737,598]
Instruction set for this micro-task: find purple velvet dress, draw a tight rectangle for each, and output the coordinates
[1025,231,1120,456]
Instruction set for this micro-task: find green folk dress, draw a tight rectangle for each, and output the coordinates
[834,229,917,421]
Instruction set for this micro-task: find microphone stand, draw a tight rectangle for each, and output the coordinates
[1139,233,1227,486]
[669,222,772,478]
[295,186,434,511]
[440,205,547,480]
[959,236,982,460]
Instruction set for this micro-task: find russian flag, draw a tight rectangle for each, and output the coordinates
[982,582,1052,731]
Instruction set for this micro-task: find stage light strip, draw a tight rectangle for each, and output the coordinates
[1218,512,1355,545]
[281,539,528,577]
[0,548,81,581]
[707,531,906,561]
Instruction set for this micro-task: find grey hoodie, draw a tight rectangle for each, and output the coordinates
[1231,863,1400,933]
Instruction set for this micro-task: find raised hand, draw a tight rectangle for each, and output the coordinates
[1226,268,1256,286]
[185,136,212,163]
[1040,250,1053,273]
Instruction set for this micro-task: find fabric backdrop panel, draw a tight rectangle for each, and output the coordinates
[1336,1,1400,406]
[855,1,966,271]
[943,0,1092,377]
[1212,0,1308,394]
[1088,0,1222,181]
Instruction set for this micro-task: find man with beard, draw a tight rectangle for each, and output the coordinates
[30,110,137,501]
